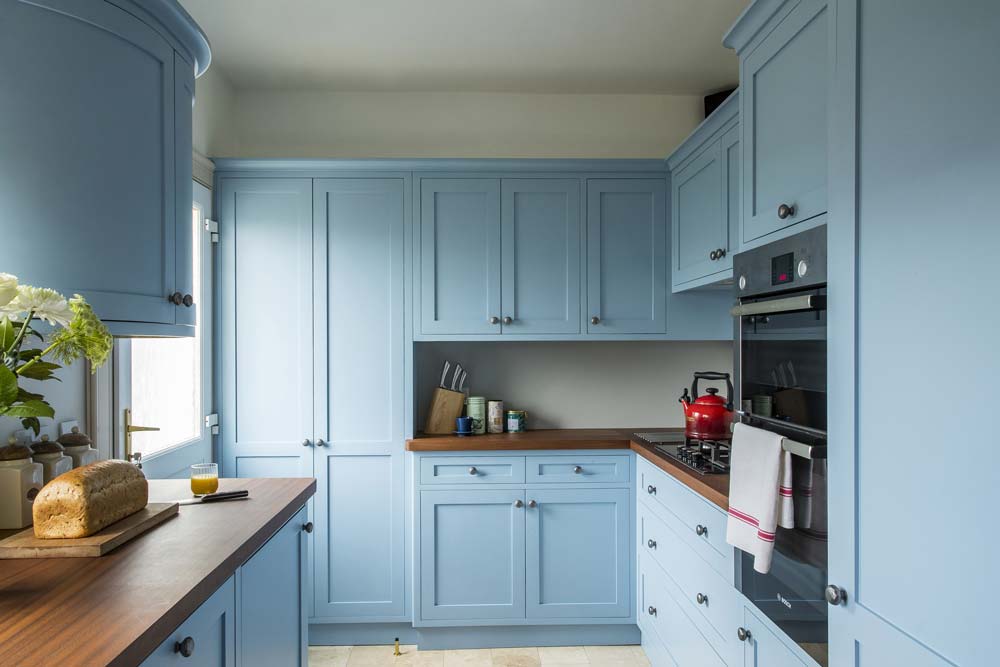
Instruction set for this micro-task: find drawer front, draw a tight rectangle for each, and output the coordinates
[420,456,525,484]
[637,457,733,578]
[639,553,728,667]
[639,502,740,660]
[525,455,629,484]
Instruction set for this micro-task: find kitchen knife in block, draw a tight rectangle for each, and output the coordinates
[424,387,466,434]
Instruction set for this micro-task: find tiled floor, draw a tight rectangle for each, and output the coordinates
[309,644,651,667]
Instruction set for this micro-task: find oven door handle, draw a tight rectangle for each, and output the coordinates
[730,294,826,317]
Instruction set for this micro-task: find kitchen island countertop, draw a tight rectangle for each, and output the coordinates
[0,476,315,667]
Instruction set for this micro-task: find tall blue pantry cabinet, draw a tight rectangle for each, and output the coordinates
[217,173,410,626]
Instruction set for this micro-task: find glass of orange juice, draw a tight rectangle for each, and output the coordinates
[190,462,219,496]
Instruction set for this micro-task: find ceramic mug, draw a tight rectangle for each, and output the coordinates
[455,416,473,434]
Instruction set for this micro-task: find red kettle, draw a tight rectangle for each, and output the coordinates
[679,371,735,441]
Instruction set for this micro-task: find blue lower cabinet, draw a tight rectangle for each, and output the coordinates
[141,577,236,667]
[741,606,807,667]
[525,488,630,619]
[420,489,526,621]
[238,506,309,667]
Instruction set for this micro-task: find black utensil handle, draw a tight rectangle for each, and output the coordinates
[201,490,249,503]
[691,372,734,410]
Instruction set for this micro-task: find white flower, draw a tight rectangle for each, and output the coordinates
[3,285,73,327]
[0,273,17,308]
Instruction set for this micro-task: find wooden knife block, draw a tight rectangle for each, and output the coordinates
[424,387,465,434]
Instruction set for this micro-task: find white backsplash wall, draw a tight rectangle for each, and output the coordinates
[415,341,734,431]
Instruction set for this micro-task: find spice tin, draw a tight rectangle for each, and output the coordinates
[487,400,505,434]
[466,396,487,435]
[506,410,527,433]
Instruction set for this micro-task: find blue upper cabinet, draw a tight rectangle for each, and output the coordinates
[218,178,315,479]
[667,92,739,292]
[501,179,582,334]
[420,179,502,335]
[586,179,667,334]
[0,0,209,336]
[725,0,828,247]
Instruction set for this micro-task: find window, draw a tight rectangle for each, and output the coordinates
[112,181,214,478]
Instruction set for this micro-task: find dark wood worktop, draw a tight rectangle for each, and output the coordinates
[407,428,729,510]
[0,477,315,667]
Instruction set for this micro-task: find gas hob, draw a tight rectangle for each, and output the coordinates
[634,432,731,475]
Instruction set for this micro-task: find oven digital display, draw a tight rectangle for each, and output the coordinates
[771,252,794,286]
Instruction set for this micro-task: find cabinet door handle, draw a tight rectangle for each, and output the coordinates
[468,466,478,475]
[777,203,795,219]
[647,485,656,495]
[182,293,194,307]
[825,584,847,606]
[303,522,314,533]
[502,316,513,325]
[174,636,195,657]
[710,249,718,261]
[572,465,583,474]
[737,627,752,642]
[527,499,537,508]
[302,439,313,447]
[716,248,726,259]
[647,539,657,549]
[514,499,523,508]
[647,606,657,616]
[591,316,600,325]
[167,291,184,305]
[490,316,500,324]
[696,593,708,605]
[695,524,708,537]
[316,439,328,447]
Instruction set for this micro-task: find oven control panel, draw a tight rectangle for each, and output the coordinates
[733,225,827,297]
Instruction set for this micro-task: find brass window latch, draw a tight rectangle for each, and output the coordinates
[124,408,159,468]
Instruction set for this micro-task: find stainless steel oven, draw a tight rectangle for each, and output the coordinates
[732,225,829,665]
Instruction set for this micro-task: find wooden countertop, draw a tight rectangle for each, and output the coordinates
[407,428,729,510]
[0,477,315,667]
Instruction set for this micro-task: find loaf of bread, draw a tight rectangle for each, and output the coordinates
[32,460,148,538]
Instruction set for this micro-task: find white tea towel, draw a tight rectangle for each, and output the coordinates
[726,423,794,574]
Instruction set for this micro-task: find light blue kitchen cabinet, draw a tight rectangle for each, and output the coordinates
[311,178,407,621]
[419,179,502,335]
[827,2,998,666]
[238,506,309,667]
[419,489,527,621]
[725,0,828,246]
[500,179,581,334]
[525,488,630,619]
[140,576,236,667]
[586,179,667,334]
[0,0,208,335]
[740,606,806,667]
[668,91,739,291]
[218,179,315,479]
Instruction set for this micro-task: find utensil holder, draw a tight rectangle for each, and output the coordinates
[424,387,467,434]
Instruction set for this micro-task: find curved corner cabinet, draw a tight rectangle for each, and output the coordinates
[0,0,210,336]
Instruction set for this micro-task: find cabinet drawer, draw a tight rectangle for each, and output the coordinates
[140,576,236,666]
[638,553,728,667]
[637,457,733,578]
[639,502,740,660]
[525,455,629,484]
[420,456,525,484]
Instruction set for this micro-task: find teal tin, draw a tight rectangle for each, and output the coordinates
[505,410,527,433]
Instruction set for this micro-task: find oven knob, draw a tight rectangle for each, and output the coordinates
[738,275,747,290]
[797,259,808,278]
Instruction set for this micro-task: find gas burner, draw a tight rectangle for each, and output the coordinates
[635,432,730,475]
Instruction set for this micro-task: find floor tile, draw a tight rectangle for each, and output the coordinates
[443,648,494,667]
[310,645,352,667]
[537,646,589,665]
[491,646,541,667]
[348,644,400,666]
[583,646,638,663]
[629,646,651,666]
[395,647,446,666]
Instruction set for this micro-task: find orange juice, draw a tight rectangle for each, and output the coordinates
[191,474,219,495]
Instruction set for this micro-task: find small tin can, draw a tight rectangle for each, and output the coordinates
[466,396,487,435]
[505,410,527,433]
[487,400,505,433]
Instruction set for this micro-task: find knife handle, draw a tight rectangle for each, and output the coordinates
[201,490,249,503]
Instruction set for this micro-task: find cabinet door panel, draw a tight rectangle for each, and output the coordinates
[526,488,630,618]
[173,52,196,327]
[742,0,827,242]
[420,489,525,621]
[219,179,313,478]
[239,507,308,667]
[586,180,667,334]
[420,179,501,334]
[743,607,807,667]
[140,576,236,667]
[313,178,406,619]
[501,179,581,334]
[672,144,725,285]
[0,0,177,325]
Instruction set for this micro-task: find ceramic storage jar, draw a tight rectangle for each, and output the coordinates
[58,427,99,468]
[0,437,44,529]
[31,435,72,483]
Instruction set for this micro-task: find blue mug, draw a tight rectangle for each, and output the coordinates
[455,416,473,434]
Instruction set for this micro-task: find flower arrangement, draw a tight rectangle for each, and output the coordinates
[0,273,113,435]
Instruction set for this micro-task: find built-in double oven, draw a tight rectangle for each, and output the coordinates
[732,225,829,665]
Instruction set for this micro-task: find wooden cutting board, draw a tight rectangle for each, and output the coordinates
[0,502,179,558]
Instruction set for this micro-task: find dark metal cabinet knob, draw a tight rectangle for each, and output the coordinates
[168,291,184,305]
[737,627,752,642]
[316,439,328,447]
[514,499,524,508]
[527,499,537,508]
[647,539,657,549]
[777,203,795,219]
[182,293,194,307]
[174,636,195,657]
[647,606,657,616]
[696,593,708,605]
[502,316,513,325]
[573,465,583,474]
[302,439,312,447]
[825,584,847,606]
[647,485,656,495]
[716,248,726,259]
[695,524,708,537]
[709,249,718,261]
[490,316,500,324]
[468,466,478,475]
[590,316,600,325]
[303,522,314,533]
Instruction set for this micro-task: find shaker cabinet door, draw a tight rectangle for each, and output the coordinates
[741,0,828,243]
[419,179,502,334]
[672,143,727,286]
[586,179,667,334]
[500,179,581,334]
[0,0,181,328]
[140,576,236,667]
